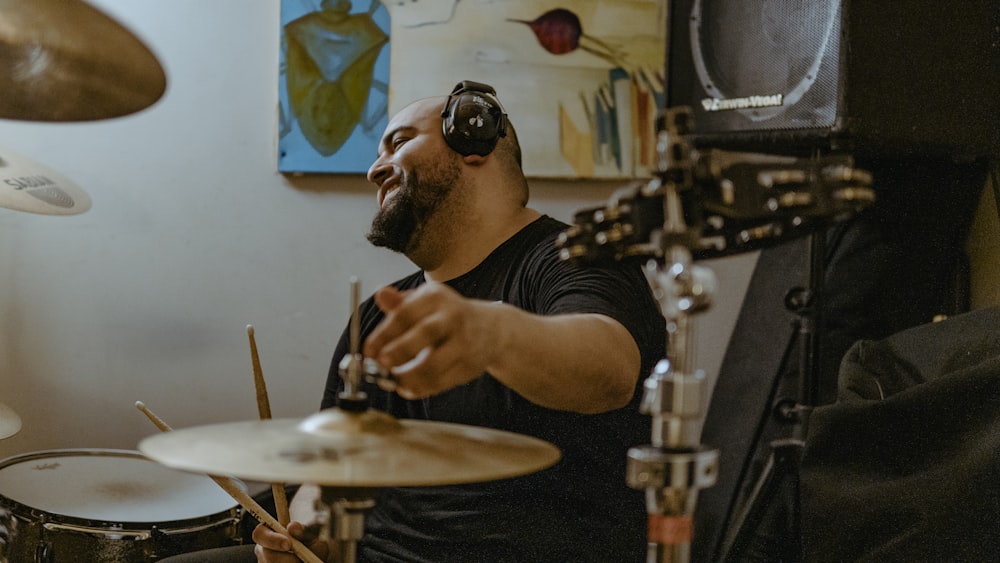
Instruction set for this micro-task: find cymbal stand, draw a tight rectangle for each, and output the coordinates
[318,487,378,563]
[318,277,383,563]
[625,110,720,563]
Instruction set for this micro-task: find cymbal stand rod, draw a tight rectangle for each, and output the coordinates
[631,247,719,562]
[348,277,363,391]
[322,488,377,563]
[338,277,368,408]
[627,110,719,563]
[338,278,398,406]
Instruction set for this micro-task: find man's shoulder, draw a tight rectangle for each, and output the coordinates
[525,214,569,235]
[512,215,569,251]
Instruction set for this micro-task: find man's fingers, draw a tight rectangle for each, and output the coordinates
[365,288,436,360]
[373,285,406,312]
[251,522,292,552]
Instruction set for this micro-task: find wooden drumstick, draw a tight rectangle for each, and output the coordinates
[247,324,291,526]
[134,401,323,563]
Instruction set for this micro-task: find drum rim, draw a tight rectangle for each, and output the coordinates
[0,448,244,530]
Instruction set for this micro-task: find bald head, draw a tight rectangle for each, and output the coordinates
[370,93,528,209]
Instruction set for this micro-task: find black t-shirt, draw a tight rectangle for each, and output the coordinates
[321,215,665,563]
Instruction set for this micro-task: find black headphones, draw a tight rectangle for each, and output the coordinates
[441,80,508,156]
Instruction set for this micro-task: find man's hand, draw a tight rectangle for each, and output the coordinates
[363,283,500,400]
[251,520,332,562]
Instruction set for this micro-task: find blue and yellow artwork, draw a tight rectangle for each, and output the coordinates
[278,0,390,174]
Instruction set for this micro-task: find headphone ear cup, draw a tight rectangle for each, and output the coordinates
[442,84,506,156]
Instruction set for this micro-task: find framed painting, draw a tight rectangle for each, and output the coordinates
[278,0,390,174]
[278,0,667,179]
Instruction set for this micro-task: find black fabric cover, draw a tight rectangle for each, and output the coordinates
[693,156,990,562]
[800,307,1000,562]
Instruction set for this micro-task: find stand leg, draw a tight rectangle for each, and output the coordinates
[719,439,803,562]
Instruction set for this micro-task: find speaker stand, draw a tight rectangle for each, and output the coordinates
[718,231,826,563]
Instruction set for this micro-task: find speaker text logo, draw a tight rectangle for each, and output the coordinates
[701,94,784,112]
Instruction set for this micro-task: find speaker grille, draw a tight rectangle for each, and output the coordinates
[689,0,841,132]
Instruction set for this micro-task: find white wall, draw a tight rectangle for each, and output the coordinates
[0,0,754,463]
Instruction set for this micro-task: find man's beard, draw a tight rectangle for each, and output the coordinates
[366,158,461,254]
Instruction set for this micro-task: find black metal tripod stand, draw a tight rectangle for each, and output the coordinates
[717,231,828,563]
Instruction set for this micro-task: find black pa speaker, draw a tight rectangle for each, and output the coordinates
[441,80,508,157]
[667,1,1000,159]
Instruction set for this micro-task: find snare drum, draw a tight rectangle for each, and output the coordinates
[0,449,244,562]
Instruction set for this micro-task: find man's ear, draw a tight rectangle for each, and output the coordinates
[462,153,488,166]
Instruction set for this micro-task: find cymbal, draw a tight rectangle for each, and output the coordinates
[0,402,21,440]
[0,0,167,122]
[139,408,561,487]
[0,146,91,215]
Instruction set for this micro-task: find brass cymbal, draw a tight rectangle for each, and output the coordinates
[0,0,167,122]
[139,408,561,487]
[0,146,91,214]
[0,402,21,440]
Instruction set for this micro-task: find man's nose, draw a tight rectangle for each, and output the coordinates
[367,158,389,186]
